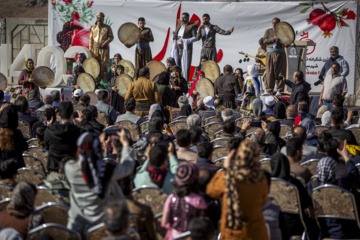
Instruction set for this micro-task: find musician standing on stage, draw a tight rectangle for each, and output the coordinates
[196,13,234,62]
[173,12,198,81]
[134,17,154,77]
[89,12,114,88]
[255,37,267,72]
[263,17,286,96]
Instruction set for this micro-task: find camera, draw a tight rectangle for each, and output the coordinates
[314,79,324,86]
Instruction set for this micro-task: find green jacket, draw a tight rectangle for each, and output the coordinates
[156,84,176,107]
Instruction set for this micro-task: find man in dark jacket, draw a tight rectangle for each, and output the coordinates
[44,101,81,172]
[15,97,40,135]
[214,65,240,109]
[283,71,311,107]
[326,108,358,145]
[27,90,43,108]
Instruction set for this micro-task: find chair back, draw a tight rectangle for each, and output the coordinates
[214,157,226,167]
[174,231,191,240]
[0,182,14,200]
[290,172,306,187]
[172,109,181,120]
[300,159,320,176]
[23,154,46,176]
[35,110,45,121]
[259,152,271,159]
[128,212,138,232]
[211,145,228,162]
[315,125,330,136]
[36,202,69,226]
[259,158,271,172]
[346,126,360,145]
[235,117,255,129]
[18,119,32,139]
[204,122,223,140]
[132,186,168,215]
[312,184,360,229]
[28,223,81,240]
[140,121,149,134]
[169,120,188,133]
[29,106,38,116]
[173,116,188,122]
[115,120,141,141]
[35,186,65,207]
[279,124,292,138]
[103,157,117,165]
[134,150,147,166]
[17,168,46,186]
[203,116,221,125]
[198,110,216,120]
[24,146,49,168]
[27,138,38,146]
[97,111,107,125]
[87,223,106,240]
[0,198,10,211]
[210,138,229,146]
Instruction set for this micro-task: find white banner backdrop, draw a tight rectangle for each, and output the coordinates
[49,0,358,94]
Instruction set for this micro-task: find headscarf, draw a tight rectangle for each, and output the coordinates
[147,166,168,188]
[149,104,162,120]
[157,72,170,85]
[317,157,337,183]
[268,121,281,138]
[115,65,124,77]
[167,57,176,66]
[274,102,286,119]
[244,65,260,98]
[172,65,182,86]
[77,132,115,198]
[77,52,87,63]
[0,105,18,129]
[9,181,37,216]
[25,58,34,75]
[321,111,331,126]
[189,70,205,97]
[270,152,290,181]
[151,110,165,120]
[195,56,208,72]
[224,140,265,230]
[316,105,329,119]
[175,162,198,186]
[179,104,192,117]
[252,98,263,120]
[114,53,122,60]
[301,118,316,139]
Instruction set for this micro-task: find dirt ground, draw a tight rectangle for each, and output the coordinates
[0,0,48,18]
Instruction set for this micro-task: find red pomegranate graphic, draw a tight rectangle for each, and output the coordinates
[307,9,326,25]
[72,29,90,49]
[318,14,336,38]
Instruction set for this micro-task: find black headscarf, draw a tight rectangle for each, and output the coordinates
[268,121,281,138]
[157,72,170,85]
[179,104,192,117]
[274,102,286,119]
[270,153,290,180]
[0,105,18,129]
[151,110,165,120]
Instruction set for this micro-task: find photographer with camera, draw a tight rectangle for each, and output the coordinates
[318,63,347,110]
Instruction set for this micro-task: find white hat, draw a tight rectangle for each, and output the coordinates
[265,96,275,106]
[203,96,214,110]
[74,89,83,97]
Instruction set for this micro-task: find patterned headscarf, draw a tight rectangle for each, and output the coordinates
[317,157,337,183]
[175,162,198,186]
[167,57,176,66]
[77,132,115,198]
[25,58,34,74]
[224,140,265,230]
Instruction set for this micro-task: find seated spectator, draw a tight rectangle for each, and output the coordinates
[0,159,18,187]
[35,125,47,148]
[44,101,81,172]
[95,90,117,124]
[321,110,331,126]
[264,96,275,115]
[203,96,215,110]
[44,108,57,126]
[262,171,289,240]
[189,126,202,152]
[176,129,197,163]
[103,200,136,240]
[0,182,42,238]
[161,162,207,239]
[316,105,329,123]
[252,97,263,121]
[302,131,331,162]
[252,128,277,155]
[221,108,235,122]
[88,105,105,133]
[227,137,243,151]
[267,120,286,149]
[332,94,347,120]
[104,131,124,161]
[282,105,297,126]
[134,143,178,194]
[286,137,312,182]
[187,114,201,128]
[194,99,206,114]
[118,176,156,240]
[280,125,318,156]
[188,218,215,240]
[196,142,220,173]
[298,100,315,120]
[178,96,192,117]
[301,118,318,147]
[38,95,53,111]
[77,109,97,133]
[273,102,286,121]
[66,130,135,238]
[116,98,144,126]
[206,140,268,240]
[144,117,172,143]
[39,158,70,204]
[0,228,24,240]
[73,94,90,113]
[15,96,39,135]
[0,105,28,167]
[326,108,358,145]
[219,121,236,139]
[50,90,61,108]
[27,90,43,108]
[306,155,360,239]
[270,153,317,238]
[72,89,83,105]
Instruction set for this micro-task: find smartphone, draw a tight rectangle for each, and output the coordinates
[245,92,255,97]
[105,129,120,137]
[251,121,261,128]
[156,141,169,147]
